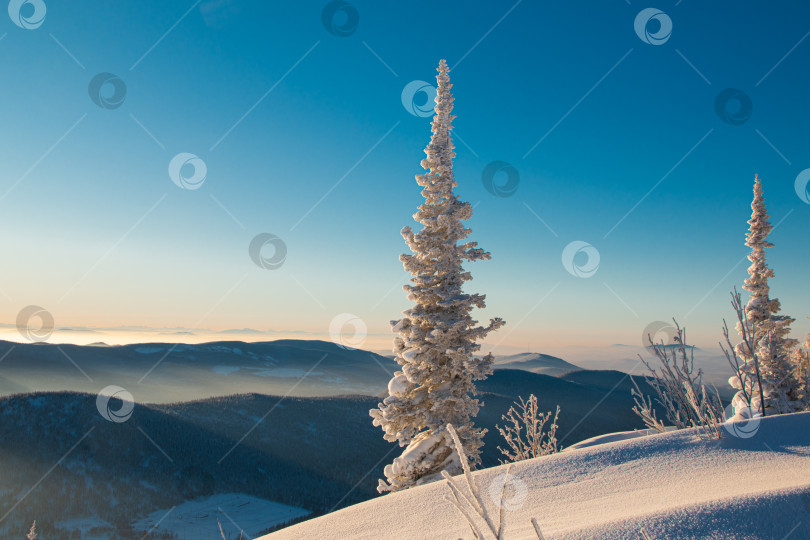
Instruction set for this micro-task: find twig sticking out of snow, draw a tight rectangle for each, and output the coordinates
[640,527,653,540]
[444,423,550,539]
[448,424,489,521]
[443,489,485,540]
[497,467,510,538]
[531,517,546,539]
[443,423,516,539]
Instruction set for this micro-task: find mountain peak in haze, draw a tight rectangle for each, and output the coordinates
[493,352,582,377]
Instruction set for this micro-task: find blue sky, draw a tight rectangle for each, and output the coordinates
[0,0,808,352]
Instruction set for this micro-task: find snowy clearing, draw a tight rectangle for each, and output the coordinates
[134,493,309,539]
[263,412,810,539]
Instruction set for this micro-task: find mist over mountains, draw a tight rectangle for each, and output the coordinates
[0,339,399,403]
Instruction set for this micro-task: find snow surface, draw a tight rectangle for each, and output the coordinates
[134,493,308,539]
[262,412,810,539]
[564,427,677,451]
[56,517,114,536]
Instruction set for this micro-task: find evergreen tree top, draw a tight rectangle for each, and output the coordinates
[746,174,774,251]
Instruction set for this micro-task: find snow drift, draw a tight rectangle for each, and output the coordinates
[262,412,810,539]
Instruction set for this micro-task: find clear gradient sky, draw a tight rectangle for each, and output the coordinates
[0,0,808,353]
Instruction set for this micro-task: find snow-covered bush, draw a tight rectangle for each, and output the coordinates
[496,394,560,464]
[370,59,505,493]
[632,320,724,439]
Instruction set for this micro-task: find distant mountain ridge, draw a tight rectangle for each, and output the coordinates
[493,352,582,376]
[0,339,400,403]
[0,339,609,403]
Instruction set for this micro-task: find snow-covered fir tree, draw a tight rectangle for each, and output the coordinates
[730,175,801,416]
[370,59,505,493]
[793,334,810,410]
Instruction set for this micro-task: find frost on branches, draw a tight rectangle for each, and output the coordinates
[729,175,802,417]
[792,335,810,410]
[370,59,505,493]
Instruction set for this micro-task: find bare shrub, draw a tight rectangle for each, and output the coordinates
[496,395,560,464]
[633,319,724,439]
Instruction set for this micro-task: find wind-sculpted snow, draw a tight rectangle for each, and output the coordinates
[264,412,810,539]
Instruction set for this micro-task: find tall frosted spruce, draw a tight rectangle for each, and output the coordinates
[730,175,801,416]
[795,335,810,410]
[370,60,505,493]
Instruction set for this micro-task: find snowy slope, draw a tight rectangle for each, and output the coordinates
[263,412,810,539]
